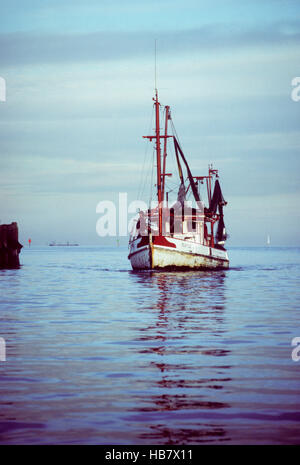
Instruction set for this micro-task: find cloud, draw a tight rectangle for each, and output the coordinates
[0,21,300,66]
[0,155,146,195]
[1,3,299,245]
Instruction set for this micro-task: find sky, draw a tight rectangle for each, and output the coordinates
[0,0,299,246]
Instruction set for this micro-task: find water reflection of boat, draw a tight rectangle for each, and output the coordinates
[129,270,232,444]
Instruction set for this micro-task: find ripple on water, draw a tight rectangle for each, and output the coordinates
[0,246,299,444]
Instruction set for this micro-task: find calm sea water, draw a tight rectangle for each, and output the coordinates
[0,246,299,445]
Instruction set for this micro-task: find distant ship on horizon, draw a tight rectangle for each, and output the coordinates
[49,241,79,246]
[267,235,271,246]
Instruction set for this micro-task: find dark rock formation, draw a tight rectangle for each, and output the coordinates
[0,222,23,269]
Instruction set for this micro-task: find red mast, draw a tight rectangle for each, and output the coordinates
[143,92,172,235]
[154,89,162,235]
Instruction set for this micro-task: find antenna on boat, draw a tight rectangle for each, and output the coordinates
[154,39,158,93]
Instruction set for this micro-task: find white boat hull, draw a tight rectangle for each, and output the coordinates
[128,236,229,270]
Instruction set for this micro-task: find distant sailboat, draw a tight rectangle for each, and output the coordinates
[267,235,271,246]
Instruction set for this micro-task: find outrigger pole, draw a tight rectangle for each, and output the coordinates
[161,105,170,202]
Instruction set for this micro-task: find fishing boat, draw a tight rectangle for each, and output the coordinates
[128,90,229,270]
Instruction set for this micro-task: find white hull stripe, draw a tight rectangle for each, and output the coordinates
[129,244,229,264]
